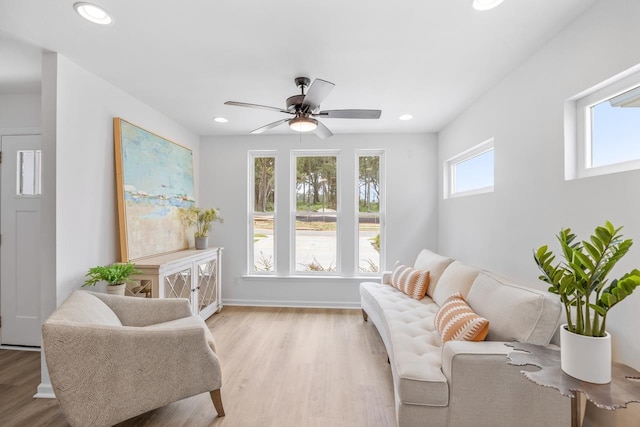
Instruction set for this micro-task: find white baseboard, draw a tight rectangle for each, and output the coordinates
[0,345,41,352]
[223,298,360,310]
[34,382,55,399]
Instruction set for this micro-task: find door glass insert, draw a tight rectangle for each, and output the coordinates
[17,150,42,196]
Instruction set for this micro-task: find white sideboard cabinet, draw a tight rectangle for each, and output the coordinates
[126,247,223,320]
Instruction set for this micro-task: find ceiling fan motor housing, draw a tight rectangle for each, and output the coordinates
[286,94,305,112]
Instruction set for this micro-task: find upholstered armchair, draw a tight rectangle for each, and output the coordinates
[42,290,224,427]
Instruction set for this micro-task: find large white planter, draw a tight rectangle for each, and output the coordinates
[560,324,611,384]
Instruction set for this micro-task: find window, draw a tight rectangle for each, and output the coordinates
[294,153,339,273]
[250,153,276,273]
[17,150,42,196]
[247,149,385,277]
[570,67,640,179]
[357,153,383,273]
[445,139,494,198]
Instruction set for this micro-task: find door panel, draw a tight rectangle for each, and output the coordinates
[1,134,42,346]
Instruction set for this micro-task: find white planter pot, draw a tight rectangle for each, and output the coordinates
[106,283,126,296]
[560,324,611,384]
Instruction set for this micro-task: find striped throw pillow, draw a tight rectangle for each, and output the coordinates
[390,263,431,300]
[435,292,489,343]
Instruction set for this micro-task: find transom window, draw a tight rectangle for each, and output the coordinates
[445,139,494,198]
[570,66,640,179]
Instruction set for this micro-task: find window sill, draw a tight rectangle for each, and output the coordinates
[241,274,381,281]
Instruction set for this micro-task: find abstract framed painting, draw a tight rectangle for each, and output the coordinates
[114,118,195,261]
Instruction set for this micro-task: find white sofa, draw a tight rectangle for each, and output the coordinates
[360,249,570,427]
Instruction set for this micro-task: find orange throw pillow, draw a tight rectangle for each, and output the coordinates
[435,292,489,342]
[390,263,431,300]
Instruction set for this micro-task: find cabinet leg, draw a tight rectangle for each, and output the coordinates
[362,309,368,321]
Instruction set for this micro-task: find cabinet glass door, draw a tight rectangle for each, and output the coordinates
[164,267,192,299]
[197,259,218,312]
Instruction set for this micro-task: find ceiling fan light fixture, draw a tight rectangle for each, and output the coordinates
[74,2,113,25]
[472,0,504,11]
[289,117,318,133]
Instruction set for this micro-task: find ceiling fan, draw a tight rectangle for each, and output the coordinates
[224,77,382,139]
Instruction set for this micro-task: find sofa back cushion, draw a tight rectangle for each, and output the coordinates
[390,263,431,300]
[413,249,454,297]
[466,273,561,346]
[46,291,122,326]
[432,261,481,306]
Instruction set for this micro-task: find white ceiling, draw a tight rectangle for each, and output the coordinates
[0,0,596,136]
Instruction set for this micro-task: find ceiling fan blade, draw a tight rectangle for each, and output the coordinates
[225,101,292,114]
[250,118,290,134]
[314,121,333,140]
[301,79,335,112]
[315,109,382,119]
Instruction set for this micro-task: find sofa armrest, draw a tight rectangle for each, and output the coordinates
[381,271,392,284]
[441,341,570,426]
[43,322,221,426]
[91,291,192,326]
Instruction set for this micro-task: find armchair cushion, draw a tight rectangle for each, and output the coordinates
[46,290,122,326]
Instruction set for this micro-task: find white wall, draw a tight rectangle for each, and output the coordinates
[0,93,40,129]
[200,133,438,307]
[438,0,640,424]
[37,52,200,395]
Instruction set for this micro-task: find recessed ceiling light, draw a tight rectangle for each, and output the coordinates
[213,117,228,123]
[74,2,113,25]
[399,114,413,121]
[472,0,505,11]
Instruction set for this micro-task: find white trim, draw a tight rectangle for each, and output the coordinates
[568,65,640,180]
[241,274,381,281]
[223,298,360,310]
[34,382,55,399]
[444,138,495,199]
[0,344,40,351]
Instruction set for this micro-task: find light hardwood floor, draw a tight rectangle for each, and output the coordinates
[0,306,396,427]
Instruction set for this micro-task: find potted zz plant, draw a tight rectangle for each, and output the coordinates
[534,221,640,384]
[187,206,222,249]
[83,262,141,296]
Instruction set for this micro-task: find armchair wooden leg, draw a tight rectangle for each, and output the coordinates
[210,389,225,417]
[362,309,368,321]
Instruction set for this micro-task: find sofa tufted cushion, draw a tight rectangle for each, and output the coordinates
[466,273,561,346]
[360,281,449,406]
[432,261,481,306]
[390,263,431,300]
[434,292,489,342]
[413,249,454,298]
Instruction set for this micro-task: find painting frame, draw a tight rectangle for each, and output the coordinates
[114,118,195,261]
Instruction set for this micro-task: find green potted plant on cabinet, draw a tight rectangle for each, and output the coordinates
[83,262,141,296]
[534,221,640,383]
[187,206,222,249]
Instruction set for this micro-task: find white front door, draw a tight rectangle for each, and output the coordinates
[0,134,42,346]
